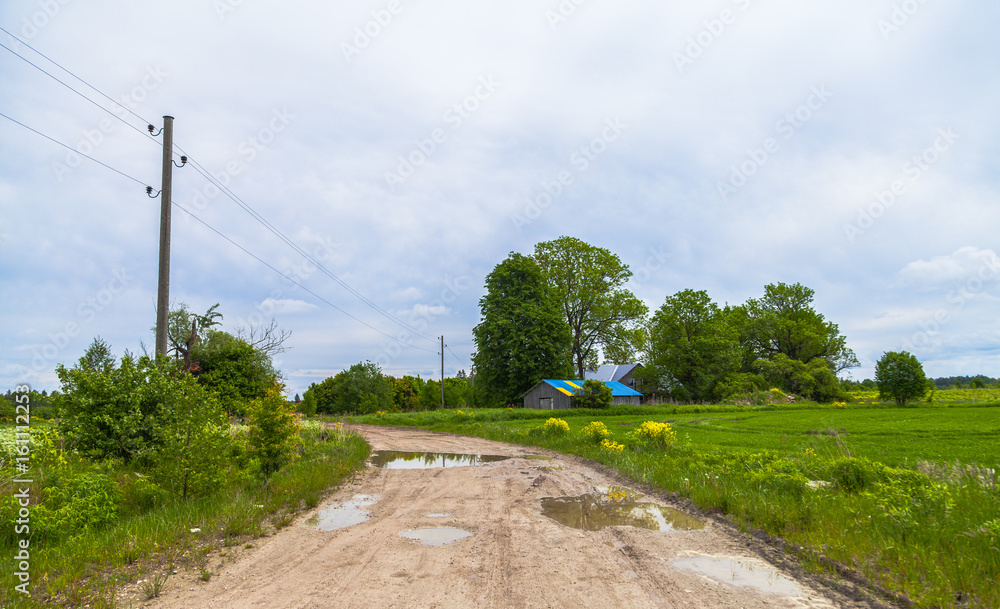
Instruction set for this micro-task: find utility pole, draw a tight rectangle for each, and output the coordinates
[440,336,445,409]
[150,116,185,358]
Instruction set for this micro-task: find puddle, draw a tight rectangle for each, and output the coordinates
[305,495,377,531]
[425,513,452,518]
[541,486,704,532]
[399,527,472,546]
[671,555,803,596]
[370,450,510,469]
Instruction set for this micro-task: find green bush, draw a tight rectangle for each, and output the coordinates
[35,473,122,541]
[827,457,889,493]
[571,380,613,409]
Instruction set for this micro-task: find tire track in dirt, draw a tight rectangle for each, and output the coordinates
[137,425,891,609]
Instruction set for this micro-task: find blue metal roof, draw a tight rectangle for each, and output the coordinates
[541,379,642,397]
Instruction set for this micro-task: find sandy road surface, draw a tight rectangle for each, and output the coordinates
[142,425,885,609]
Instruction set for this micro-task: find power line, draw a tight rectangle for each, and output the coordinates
[1,30,438,344]
[170,202,435,352]
[0,26,152,128]
[0,110,151,188]
[0,38,157,145]
[0,110,433,352]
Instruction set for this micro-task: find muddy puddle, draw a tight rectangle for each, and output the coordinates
[671,555,803,596]
[425,512,452,518]
[399,527,472,546]
[305,495,377,531]
[541,487,704,532]
[370,450,510,469]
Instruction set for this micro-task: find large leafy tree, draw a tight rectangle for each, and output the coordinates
[646,289,740,403]
[311,361,394,415]
[737,282,858,372]
[533,236,648,378]
[195,330,277,415]
[472,252,574,408]
[875,351,928,407]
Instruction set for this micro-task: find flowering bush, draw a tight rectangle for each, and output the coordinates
[600,439,625,454]
[542,417,570,436]
[629,421,676,448]
[580,421,611,444]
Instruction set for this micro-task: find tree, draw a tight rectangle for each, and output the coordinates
[645,289,740,403]
[875,351,928,407]
[55,340,174,461]
[737,283,858,373]
[571,379,612,409]
[234,317,292,357]
[247,382,301,477]
[472,253,574,408]
[196,330,277,415]
[312,361,394,415]
[153,374,232,500]
[159,303,223,371]
[533,236,648,379]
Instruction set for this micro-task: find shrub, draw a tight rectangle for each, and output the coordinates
[571,380,613,409]
[630,421,677,448]
[827,457,890,493]
[542,417,570,436]
[35,473,122,541]
[247,383,301,478]
[600,439,625,453]
[580,421,611,444]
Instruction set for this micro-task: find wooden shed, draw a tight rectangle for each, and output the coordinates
[521,379,642,410]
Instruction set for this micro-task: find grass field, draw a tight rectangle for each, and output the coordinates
[350,400,1000,609]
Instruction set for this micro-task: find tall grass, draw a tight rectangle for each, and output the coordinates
[0,421,369,608]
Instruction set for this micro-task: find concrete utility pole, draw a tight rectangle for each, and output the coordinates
[440,336,445,409]
[155,116,175,358]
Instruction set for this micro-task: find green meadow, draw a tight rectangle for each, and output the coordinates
[351,397,1000,609]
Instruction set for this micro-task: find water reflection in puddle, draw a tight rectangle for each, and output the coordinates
[399,527,472,546]
[425,513,452,518]
[305,495,377,531]
[671,555,803,596]
[541,487,704,532]
[371,451,510,469]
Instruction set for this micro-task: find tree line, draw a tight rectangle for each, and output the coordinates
[471,236,861,407]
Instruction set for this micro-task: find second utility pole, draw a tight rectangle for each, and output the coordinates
[440,336,445,409]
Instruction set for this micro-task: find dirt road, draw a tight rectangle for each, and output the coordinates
[142,426,885,609]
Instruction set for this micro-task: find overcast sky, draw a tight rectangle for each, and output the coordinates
[2,1,999,397]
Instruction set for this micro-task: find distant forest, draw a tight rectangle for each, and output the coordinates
[931,375,998,389]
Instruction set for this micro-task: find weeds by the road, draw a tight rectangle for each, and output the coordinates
[356,406,1000,609]
[0,422,369,608]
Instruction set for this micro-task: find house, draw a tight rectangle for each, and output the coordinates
[584,363,643,392]
[521,379,642,410]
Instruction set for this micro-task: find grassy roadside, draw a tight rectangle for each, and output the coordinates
[350,405,1000,609]
[1,422,370,608]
